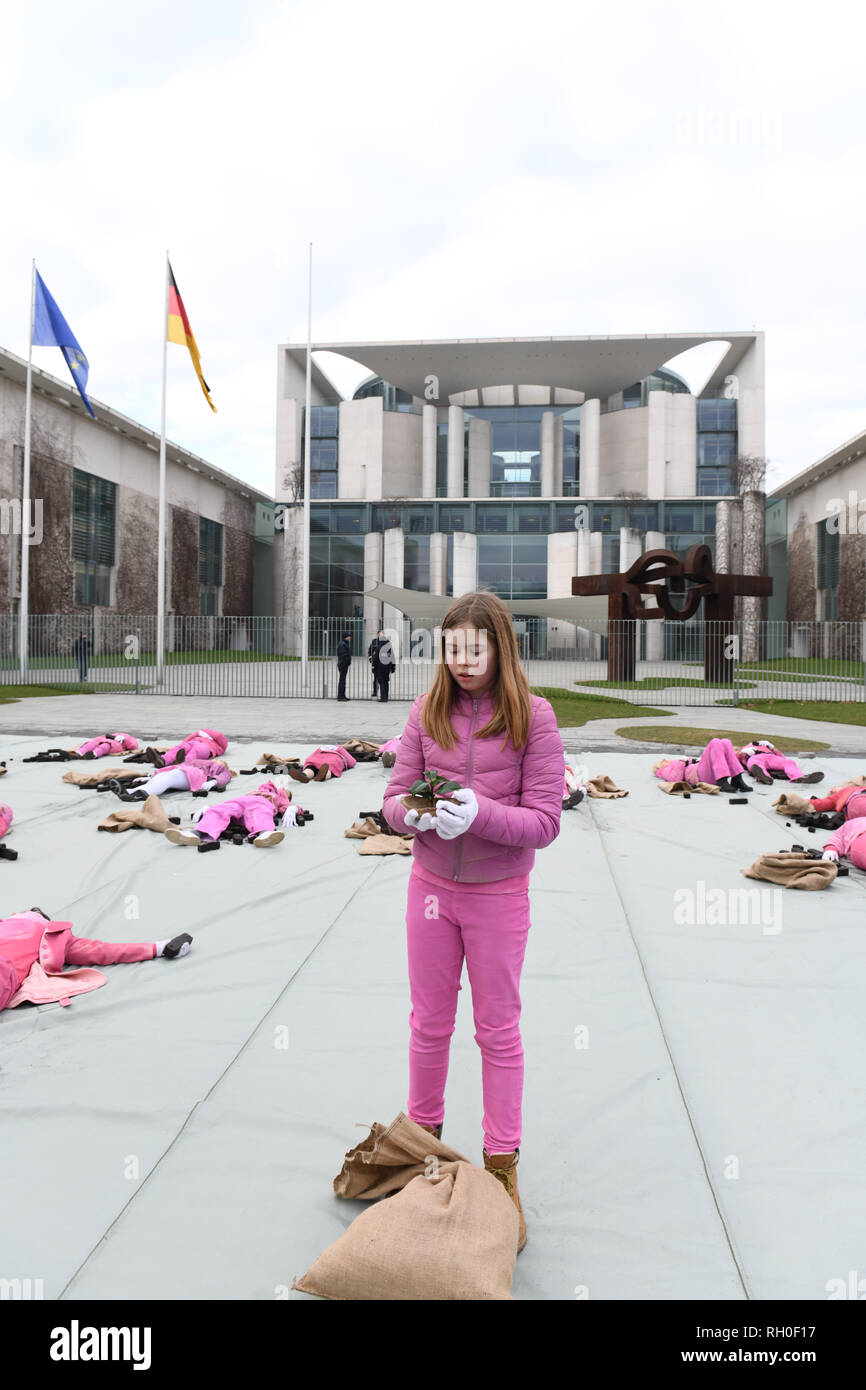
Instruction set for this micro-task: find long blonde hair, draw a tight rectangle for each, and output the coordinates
[420,590,532,752]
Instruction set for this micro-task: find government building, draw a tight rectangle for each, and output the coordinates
[273,332,766,654]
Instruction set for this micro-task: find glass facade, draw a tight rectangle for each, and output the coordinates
[696,396,736,497]
[353,376,419,412]
[462,404,580,498]
[309,532,365,620]
[301,406,340,499]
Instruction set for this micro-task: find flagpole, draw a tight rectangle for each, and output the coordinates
[157,252,169,686]
[301,242,312,694]
[19,258,36,677]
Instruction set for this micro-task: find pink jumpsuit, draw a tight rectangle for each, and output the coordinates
[0,913,156,1011]
[192,782,292,839]
[77,733,139,757]
[162,729,228,765]
[302,745,357,777]
[737,742,804,780]
[654,738,745,786]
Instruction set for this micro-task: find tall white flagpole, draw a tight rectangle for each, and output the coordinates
[157,252,169,685]
[301,242,312,694]
[19,258,36,676]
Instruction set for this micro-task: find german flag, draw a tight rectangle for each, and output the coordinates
[167,262,217,412]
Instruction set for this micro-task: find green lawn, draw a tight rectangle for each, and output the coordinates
[739,658,865,678]
[1,649,300,669]
[615,724,829,751]
[0,684,91,704]
[577,677,755,691]
[726,699,866,726]
[531,686,672,728]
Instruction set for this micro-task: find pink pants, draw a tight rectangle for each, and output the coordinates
[195,797,275,839]
[846,838,866,870]
[744,752,803,780]
[164,738,214,765]
[689,739,744,785]
[65,937,155,966]
[406,866,531,1155]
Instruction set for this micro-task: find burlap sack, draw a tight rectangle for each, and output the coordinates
[358,833,412,855]
[62,766,142,787]
[344,818,382,839]
[292,1114,518,1300]
[741,852,838,890]
[344,738,382,755]
[98,794,171,834]
[256,752,301,767]
[772,791,812,815]
[586,775,628,798]
[658,780,719,795]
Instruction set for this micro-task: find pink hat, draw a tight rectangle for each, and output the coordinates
[0,804,13,838]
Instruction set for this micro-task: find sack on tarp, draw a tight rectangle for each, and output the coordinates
[772,791,813,815]
[291,1114,518,1300]
[98,794,172,834]
[741,852,837,891]
[585,775,628,799]
[658,780,719,796]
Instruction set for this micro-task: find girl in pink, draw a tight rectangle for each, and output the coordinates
[821,818,866,870]
[288,745,357,783]
[809,783,866,820]
[0,802,16,860]
[108,758,234,803]
[379,736,401,768]
[0,908,192,1012]
[146,729,228,767]
[736,740,822,786]
[76,732,139,758]
[653,737,753,793]
[382,591,564,1253]
[164,780,306,851]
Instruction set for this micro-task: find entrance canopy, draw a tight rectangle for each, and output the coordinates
[365,582,608,628]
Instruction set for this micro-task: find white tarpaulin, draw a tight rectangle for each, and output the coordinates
[366,581,608,626]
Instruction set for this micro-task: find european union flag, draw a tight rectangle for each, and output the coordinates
[32,270,96,418]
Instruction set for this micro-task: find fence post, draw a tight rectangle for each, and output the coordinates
[135,627,141,696]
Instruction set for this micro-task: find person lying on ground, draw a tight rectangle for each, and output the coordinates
[143,729,228,767]
[288,745,358,783]
[654,737,753,793]
[820,815,866,871]
[107,757,234,803]
[164,780,306,851]
[736,740,823,786]
[808,782,866,820]
[0,908,192,1011]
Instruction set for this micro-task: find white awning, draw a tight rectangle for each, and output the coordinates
[364,582,608,627]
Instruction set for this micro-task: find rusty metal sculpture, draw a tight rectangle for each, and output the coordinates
[571,544,772,682]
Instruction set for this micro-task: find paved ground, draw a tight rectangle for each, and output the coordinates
[1,693,864,755]
[1,733,864,1301]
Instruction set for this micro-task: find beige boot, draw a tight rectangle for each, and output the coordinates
[483,1149,526,1252]
[417,1122,443,1140]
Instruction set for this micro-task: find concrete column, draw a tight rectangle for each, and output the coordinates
[447,405,464,498]
[467,417,491,496]
[734,334,766,462]
[644,530,665,660]
[589,530,603,575]
[422,404,437,499]
[430,532,447,596]
[715,500,732,573]
[364,531,383,638]
[553,414,564,496]
[452,531,477,596]
[547,530,579,654]
[579,399,601,497]
[646,389,666,497]
[382,527,405,654]
[541,411,555,496]
[741,489,765,661]
[578,530,604,657]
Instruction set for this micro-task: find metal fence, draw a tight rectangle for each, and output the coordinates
[1,613,864,705]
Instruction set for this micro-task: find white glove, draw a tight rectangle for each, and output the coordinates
[822,848,839,862]
[281,806,300,828]
[201,779,217,792]
[434,787,479,840]
[404,808,437,832]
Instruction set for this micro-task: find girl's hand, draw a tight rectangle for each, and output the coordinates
[822,848,839,862]
[281,806,301,828]
[404,808,437,832]
[434,788,479,840]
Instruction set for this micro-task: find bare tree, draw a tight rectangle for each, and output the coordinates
[729,453,767,494]
[279,461,304,502]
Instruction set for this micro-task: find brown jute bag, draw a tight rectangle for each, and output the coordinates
[357,833,412,856]
[657,780,719,796]
[62,766,142,786]
[585,775,628,799]
[772,791,812,815]
[98,794,172,834]
[741,852,837,890]
[292,1114,518,1300]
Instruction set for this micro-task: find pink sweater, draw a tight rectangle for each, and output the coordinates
[823,820,866,860]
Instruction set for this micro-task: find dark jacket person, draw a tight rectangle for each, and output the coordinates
[336,633,351,702]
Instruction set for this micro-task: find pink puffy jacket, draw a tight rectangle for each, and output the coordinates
[382,686,564,883]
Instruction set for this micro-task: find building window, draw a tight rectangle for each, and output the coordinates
[72,468,116,607]
[696,395,736,496]
[816,522,839,619]
[404,536,431,590]
[304,406,340,498]
[199,517,223,616]
[309,533,365,620]
[477,534,546,599]
[438,506,469,532]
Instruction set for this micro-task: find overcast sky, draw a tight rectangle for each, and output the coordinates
[3,0,864,497]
